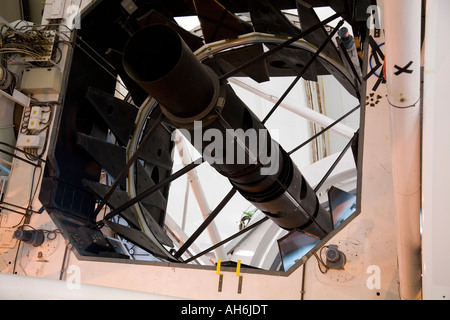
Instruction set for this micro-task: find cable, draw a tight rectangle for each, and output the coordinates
[12,240,22,275]
[1,20,70,68]
[369,42,385,78]
[21,224,62,240]
[27,164,42,213]
[313,246,330,274]
[20,100,56,161]
[0,65,16,94]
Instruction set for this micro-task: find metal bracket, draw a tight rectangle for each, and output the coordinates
[216,259,223,292]
[237,260,243,294]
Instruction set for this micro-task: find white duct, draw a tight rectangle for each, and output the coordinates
[383,0,423,300]
[422,0,450,300]
[0,273,182,300]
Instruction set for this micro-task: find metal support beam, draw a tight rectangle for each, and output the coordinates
[174,188,237,260]
[174,131,227,260]
[228,78,356,139]
[103,158,205,222]
[184,216,269,263]
[94,107,164,216]
[261,19,345,124]
[289,105,361,156]
[314,134,357,193]
[218,12,341,82]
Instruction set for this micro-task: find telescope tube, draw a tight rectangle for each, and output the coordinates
[123,24,333,239]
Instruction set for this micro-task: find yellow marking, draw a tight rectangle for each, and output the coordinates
[216,259,222,275]
[236,260,241,277]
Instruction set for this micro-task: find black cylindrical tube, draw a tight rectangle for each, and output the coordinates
[122,24,217,119]
[123,24,333,239]
[13,229,45,247]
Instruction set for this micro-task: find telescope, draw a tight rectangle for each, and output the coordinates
[123,24,333,239]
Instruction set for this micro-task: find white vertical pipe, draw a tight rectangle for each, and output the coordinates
[174,131,227,260]
[422,0,450,300]
[383,0,422,300]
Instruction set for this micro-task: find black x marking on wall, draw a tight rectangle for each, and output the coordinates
[394,61,414,76]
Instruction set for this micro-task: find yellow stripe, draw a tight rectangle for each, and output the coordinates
[216,259,222,275]
[236,260,242,277]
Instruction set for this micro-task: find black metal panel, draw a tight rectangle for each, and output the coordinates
[136,10,204,52]
[82,180,141,229]
[83,178,173,248]
[138,119,173,170]
[248,0,300,37]
[136,161,167,209]
[76,132,127,187]
[131,0,299,17]
[136,117,175,228]
[86,87,138,147]
[296,2,342,62]
[277,187,357,272]
[354,0,373,22]
[328,186,357,227]
[49,211,129,259]
[39,177,98,222]
[136,161,168,223]
[296,0,352,20]
[41,0,132,213]
[193,0,253,43]
[105,220,177,261]
[139,204,173,247]
[39,0,143,259]
[71,226,123,257]
[214,44,270,83]
[267,45,318,81]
